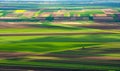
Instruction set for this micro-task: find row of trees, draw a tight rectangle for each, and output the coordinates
[1,14,120,22]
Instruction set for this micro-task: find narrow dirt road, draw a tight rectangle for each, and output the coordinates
[0,32,119,36]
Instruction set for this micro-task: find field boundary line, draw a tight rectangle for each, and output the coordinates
[0,32,119,36]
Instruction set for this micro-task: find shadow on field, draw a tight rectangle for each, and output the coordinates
[50,47,120,57]
[24,24,80,30]
[5,34,120,54]
[72,25,120,30]
[0,43,100,53]
[11,34,120,43]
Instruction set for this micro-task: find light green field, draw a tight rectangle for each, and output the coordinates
[0,34,120,70]
[0,34,120,53]
[0,28,103,33]
[0,23,103,33]
[70,9,104,17]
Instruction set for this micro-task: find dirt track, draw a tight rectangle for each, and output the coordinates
[0,32,119,36]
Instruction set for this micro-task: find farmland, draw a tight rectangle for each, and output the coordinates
[0,8,120,22]
[0,21,120,71]
[1,9,105,18]
[0,0,120,71]
[0,34,120,71]
[0,12,120,71]
[0,0,120,10]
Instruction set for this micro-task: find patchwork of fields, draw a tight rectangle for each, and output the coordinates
[0,1,120,71]
[0,35,120,71]
[0,8,120,22]
[0,21,119,71]
[0,9,105,18]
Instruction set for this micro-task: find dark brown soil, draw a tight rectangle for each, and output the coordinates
[68,24,120,29]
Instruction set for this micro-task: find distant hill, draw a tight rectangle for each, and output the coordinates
[0,0,120,10]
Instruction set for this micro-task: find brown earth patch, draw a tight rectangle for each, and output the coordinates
[67,23,120,29]
[0,52,31,58]
[0,52,119,71]
[0,22,120,29]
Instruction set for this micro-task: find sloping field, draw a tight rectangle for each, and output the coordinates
[0,22,120,34]
[0,21,120,71]
[0,35,120,71]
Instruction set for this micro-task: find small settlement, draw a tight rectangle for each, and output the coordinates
[0,9,120,22]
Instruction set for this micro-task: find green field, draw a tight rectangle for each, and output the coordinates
[0,27,103,33]
[0,1,120,70]
[0,8,120,71]
[70,9,104,17]
[0,33,120,71]
[0,34,120,53]
[0,22,119,34]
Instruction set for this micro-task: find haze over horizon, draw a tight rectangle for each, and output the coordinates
[0,0,120,9]
[0,0,120,1]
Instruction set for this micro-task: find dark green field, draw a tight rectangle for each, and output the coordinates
[0,35,120,71]
[0,23,120,71]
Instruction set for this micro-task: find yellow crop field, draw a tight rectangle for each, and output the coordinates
[14,10,26,14]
